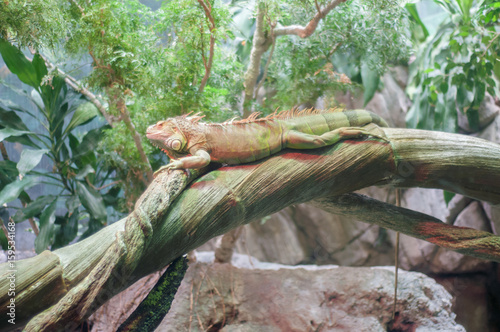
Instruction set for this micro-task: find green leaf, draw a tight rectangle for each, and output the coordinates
[0,108,29,131]
[32,53,48,85]
[0,160,19,182]
[0,176,41,205]
[13,195,56,223]
[75,164,95,180]
[405,3,430,38]
[3,134,39,149]
[52,213,79,249]
[0,128,31,141]
[79,218,105,240]
[74,127,105,158]
[35,199,57,253]
[64,102,99,135]
[75,181,107,222]
[443,190,455,205]
[361,60,380,106]
[16,149,49,176]
[0,39,40,88]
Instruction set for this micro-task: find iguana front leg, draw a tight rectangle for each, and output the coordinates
[154,150,211,176]
[285,124,388,149]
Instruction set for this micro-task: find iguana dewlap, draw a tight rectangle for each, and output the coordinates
[146,109,389,170]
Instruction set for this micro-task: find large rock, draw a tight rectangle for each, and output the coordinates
[199,201,395,267]
[157,252,464,332]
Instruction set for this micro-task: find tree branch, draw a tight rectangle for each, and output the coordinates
[197,0,216,93]
[112,91,154,184]
[243,0,346,115]
[274,0,347,38]
[243,4,273,116]
[3,127,500,330]
[40,54,118,127]
[254,31,276,100]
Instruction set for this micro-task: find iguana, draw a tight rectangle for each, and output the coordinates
[146,108,389,171]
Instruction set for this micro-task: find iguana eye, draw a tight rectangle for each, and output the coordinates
[168,139,182,151]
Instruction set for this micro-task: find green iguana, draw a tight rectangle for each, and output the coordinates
[146,109,389,171]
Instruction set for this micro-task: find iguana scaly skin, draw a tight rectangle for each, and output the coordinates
[146,109,389,171]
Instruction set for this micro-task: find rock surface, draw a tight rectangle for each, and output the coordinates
[89,252,466,332]
[155,252,464,332]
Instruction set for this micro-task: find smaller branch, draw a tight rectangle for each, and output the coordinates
[254,36,275,100]
[242,4,273,116]
[197,0,216,93]
[328,42,342,57]
[28,217,40,236]
[482,32,500,58]
[86,178,121,191]
[215,226,244,263]
[199,25,207,70]
[40,54,118,127]
[274,0,347,38]
[0,141,9,161]
[314,0,321,14]
[114,93,154,184]
[312,193,500,262]
[68,0,85,16]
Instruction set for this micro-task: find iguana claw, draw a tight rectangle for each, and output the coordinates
[153,160,184,178]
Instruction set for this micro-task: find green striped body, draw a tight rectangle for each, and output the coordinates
[203,110,388,165]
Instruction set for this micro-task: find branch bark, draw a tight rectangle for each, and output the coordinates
[243,4,273,116]
[2,128,500,330]
[197,0,216,93]
[113,91,154,184]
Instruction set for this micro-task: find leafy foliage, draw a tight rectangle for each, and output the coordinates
[406,0,500,132]
[263,0,411,110]
[0,0,70,49]
[0,39,121,252]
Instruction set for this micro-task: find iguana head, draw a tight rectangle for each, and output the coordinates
[146,114,206,159]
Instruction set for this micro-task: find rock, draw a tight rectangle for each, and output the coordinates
[199,202,396,267]
[402,188,449,222]
[290,204,394,266]
[366,73,411,128]
[482,202,500,234]
[157,252,464,332]
[198,208,307,265]
[434,274,490,332]
[389,66,409,89]
[89,271,163,332]
[458,93,499,132]
[479,109,500,144]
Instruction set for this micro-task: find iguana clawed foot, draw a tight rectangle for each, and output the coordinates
[153,160,184,178]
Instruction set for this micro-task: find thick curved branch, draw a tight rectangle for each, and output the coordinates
[2,128,500,330]
[312,193,500,261]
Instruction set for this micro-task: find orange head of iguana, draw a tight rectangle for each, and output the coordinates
[146,114,206,159]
